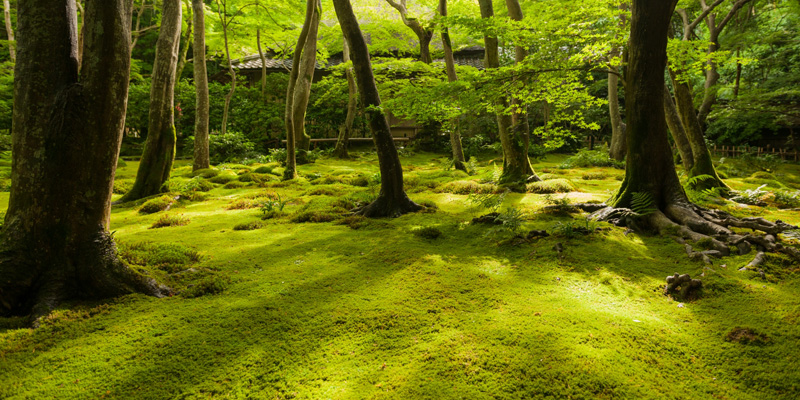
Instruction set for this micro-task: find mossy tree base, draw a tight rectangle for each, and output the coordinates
[355,193,421,218]
[0,230,170,325]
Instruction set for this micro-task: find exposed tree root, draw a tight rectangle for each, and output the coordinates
[665,273,703,300]
[355,194,422,218]
[585,202,800,267]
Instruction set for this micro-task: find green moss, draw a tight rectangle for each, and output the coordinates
[436,180,499,195]
[138,195,174,214]
[224,181,247,189]
[150,213,190,229]
[112,179,134,195]
[209,173,237,184]
[252,166,273,174]
[750,171,776,180]
[526,179,575,194]
[233,221,264,231]
[581,172,609,180]
[412,226,442,239]
[191,168,220,179]
[119,241,201,273]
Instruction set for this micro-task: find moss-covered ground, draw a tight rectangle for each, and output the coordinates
[1,150,799,399]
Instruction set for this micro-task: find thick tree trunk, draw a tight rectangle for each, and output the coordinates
[333,40,356,159]
[608,67,627,161]
[608,0,682,210]
[192,0,209,171]
[122,0,182,201]
[283,0,318,178]
[333,0,420,217]
[663,83,693,172]
[386,0,434,64]
[504,0,535,170]
[175,0,192,80]
[669,69,728,190]
[1,0,168,321]
[479,0,538,189]
[76,1,84,67]
[439,0,466,171]
[3,0,14,62]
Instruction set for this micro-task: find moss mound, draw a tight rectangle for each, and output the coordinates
[527,179,575,194]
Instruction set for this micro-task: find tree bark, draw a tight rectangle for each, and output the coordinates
[608,66,627,161]
[1,0,169,321]
[608,0,682,209]
[175,0,192,80]
[333,40,356,159]
[291,0,320,164]
[76,1,84,67]
[192,0,209,171]
[669,68,728,190]
[217,0,235,136]
[257,28,267,97]
[663,83,693,172]
[439,0,466,171]
[2,0,14,62]
[479,0,538,189]
[504,0,535,169]
[385,0,434,63]
[283,0,319,178]
[122,0,182,201]
[333,0,420,217]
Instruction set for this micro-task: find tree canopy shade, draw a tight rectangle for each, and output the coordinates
[0,0,168,320]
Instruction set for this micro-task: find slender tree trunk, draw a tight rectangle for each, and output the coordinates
[2,0,14,62]
[291,0,320,164]
[122,0,182,201]
[479,0,537,189]
[257,28,267,97]
[439,0,466,171]
[663,83,693,172]
[283,0,317,179]
[1,0,168,322]
[130,0,149,51]
[733,49,742,98]
[192,0,209,171]
[608,0,682,209]
[697,30,720,127]
[669,69,728,190]
[504,0,535,174]
[386,0,434,64]
[218,4,235,136]
[76,1,84,67]
[608,67,627,161]
[333,0,420,217]
[175,0,192,80]
[333,40,356,159]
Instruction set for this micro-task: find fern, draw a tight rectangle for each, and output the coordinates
[630,192,657,216]
[686,174,716,187]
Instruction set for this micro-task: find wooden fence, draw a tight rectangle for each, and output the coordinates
[710,145,799,162]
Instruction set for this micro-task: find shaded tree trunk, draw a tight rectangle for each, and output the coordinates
[333,0,420,217]
[663,83,693,172]
[175,0,192,80]
[386,0,434,63]
[333,40,356,159]
[669,69,728,190]
[76,1,84,67]
[504,0,535,174]
[283,0,319,178]
[608,67,627,161]
[0,0,168,322]
[192,0,209,171]
[439,0,466,171]
[2,0,14,62]
[122,0,182,201]
[217,0,235,136]
[479,0,538,189]
[257,28,267,97]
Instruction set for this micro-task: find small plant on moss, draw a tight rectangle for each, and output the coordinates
[549,218,599,239]
[233,221,264,231]
[467,190,508,213]
[259,193,286,216]
[487,207,525,237]
[526,179,574,194]
[150,214,190,229]
[772,190,800,209]
[139,195,174,214]
[730,184,770,206]
[412,226,443,239]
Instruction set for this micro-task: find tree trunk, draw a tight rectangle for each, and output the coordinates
[283,0,319,179]
[504,0,535,172]
[669,68,728,190]
[122,0,182,201]
[333,40,356,159]
[175,0,192,80]
[192,0,209,171]
[291,0,320,165]
[479,0,538,189]
[257,28,267,97]
[439,0,466,171]
[663,83,693,172]
[76,1,84,67]
[1,0,169,322]
[333,0,420,217]
[608,0,684,209]
[608,67,627,161]
[219,3,235,136]
[385,0,434,64]
[2,0,14,62]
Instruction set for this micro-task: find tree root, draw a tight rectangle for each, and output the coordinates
[590,203,800,267]
[355,193,422,218]
[665,273,702,300]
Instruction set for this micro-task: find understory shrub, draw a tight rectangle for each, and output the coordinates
[209,131,257,164]
[559,146,624,169]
